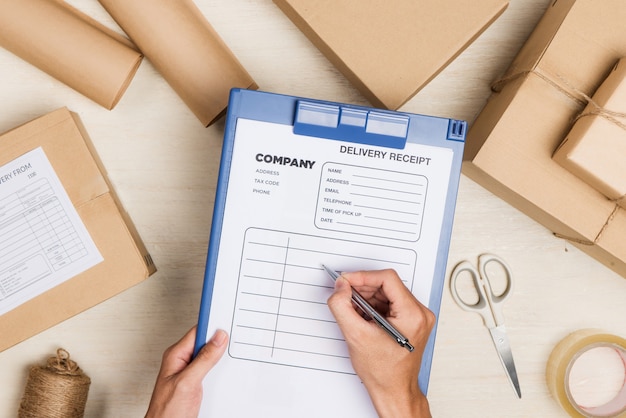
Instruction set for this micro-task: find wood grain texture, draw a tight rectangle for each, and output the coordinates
[0,1,624,417]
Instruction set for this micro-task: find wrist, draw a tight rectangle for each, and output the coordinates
[145,403,163,418]
[368,385,431,418]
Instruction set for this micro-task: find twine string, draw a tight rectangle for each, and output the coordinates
[47,348,81,375]
[491,69,587,106]
[491,67,626,245]
[18,348,91,418]
[492,68,626,127]
[553,205,621,246]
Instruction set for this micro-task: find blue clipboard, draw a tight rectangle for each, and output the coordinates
[195,88,465,414]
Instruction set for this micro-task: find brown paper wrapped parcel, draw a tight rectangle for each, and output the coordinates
[553,57,626,208]
[463,0,626,279]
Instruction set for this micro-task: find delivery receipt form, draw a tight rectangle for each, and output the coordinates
[198,111,459,417]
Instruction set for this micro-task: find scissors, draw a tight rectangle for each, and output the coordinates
[449,253,521,398]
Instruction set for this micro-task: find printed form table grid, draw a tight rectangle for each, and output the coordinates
[0,178,89,299]
[229,228,416,374]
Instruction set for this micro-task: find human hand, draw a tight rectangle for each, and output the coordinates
[327,270,434,418]
[145,326,228,418]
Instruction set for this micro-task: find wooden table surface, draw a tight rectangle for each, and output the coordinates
[1,1,625,417]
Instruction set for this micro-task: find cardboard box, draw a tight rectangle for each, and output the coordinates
[273,0,508,110]
[464,0,626,278]
[0,109,156,352]
[553,57,626,206]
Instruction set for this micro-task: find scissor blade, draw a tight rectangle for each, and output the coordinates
[489,325,522,399]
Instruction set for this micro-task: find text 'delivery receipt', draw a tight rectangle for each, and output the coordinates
[0,147,103,316]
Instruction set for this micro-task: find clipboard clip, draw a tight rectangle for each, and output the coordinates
[293,100,409,149]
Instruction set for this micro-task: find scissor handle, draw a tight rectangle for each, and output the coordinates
[478,253,513,306]
[449,254,513,328]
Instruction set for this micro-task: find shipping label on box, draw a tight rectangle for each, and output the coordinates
[0,147,104,317]
[0,108,156,352]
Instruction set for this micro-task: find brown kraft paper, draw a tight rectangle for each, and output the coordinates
[0,0,143,110]
[97,0,258,126]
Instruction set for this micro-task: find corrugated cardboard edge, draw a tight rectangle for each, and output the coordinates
[273,0,508,110]
[0,108,156,352]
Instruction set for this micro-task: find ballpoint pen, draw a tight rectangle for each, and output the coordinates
[322,264,414,352]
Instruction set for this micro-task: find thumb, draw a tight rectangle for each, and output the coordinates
[182,329,228,383]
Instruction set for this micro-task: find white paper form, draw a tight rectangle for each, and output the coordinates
[0,147,103,316]
[230,228,416,374]
[199,117,455,417]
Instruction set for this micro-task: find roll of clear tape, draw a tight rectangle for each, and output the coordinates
[546,329,626,417]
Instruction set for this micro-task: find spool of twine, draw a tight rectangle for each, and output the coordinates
[18,348,91,418]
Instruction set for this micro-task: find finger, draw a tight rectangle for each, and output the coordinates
[344,270,431,324]
[327,276,355,318]
[180,329,228,383]
[341,269,399,290]
[344,270,414,304]
[327,276,370,337]
[328,277,359,321]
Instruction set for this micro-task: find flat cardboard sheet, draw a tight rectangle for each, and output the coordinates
[464,0,626,278]
[0,0,142,110]
[97,0,258,126]
[273,0,508,110]
[0,109,156,352]
[553,57,626,204]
